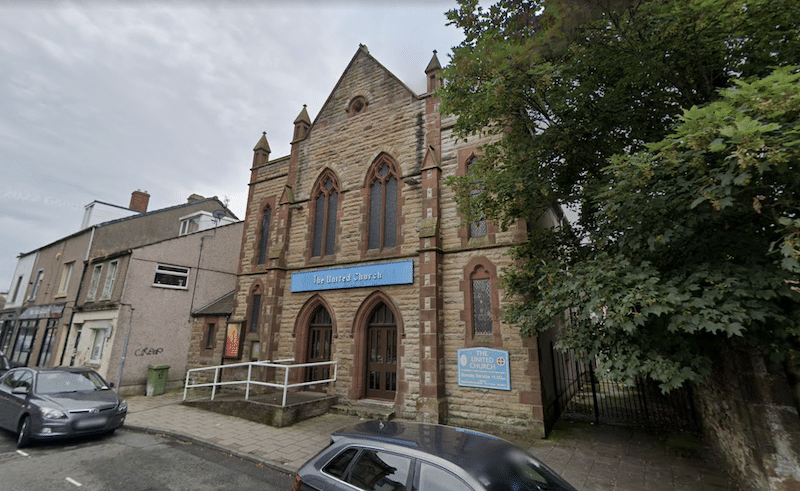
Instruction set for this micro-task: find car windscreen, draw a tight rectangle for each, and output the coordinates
[36,371,108,394]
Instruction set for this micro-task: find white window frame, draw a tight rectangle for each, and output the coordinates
[57,262,74,296]
[153,264,190,289]
[86,264,102,301]
[89,326,109,363]
[179,215,201,235]
[100,260,118,300]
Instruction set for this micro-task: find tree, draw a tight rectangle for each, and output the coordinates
[440,0,800,389]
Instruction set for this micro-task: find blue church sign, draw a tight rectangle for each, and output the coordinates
[457,347,511,391]
[291,260,414,293]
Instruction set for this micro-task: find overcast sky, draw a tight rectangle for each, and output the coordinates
[0,1,465,291]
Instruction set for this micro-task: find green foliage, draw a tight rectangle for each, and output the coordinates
[441,0,800,389]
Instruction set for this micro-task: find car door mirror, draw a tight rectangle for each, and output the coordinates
[12,386,28,395]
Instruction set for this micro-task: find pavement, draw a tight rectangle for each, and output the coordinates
[124,391,733,491]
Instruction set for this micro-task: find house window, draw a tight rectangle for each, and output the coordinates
[11,275,23,303]
[28,270,44,301]
[101,260,118,300]
[180,216,200,235]
[11,320,37,365]
[153,264,189,289]
[0,320,14,352]
[57,262,74,296]
[467,157,487,238]
[37,318,58,367]
[367,158,399,251]
[205,322,215,349]
[257,206,272,265]
[312,172,339,258]
[249,294,261,334]
[90,327,108,363]
[86,264,102,301]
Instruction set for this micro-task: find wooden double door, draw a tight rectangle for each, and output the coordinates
[365,303,397,400]
[304,302,398,400]
[306,307,333,390]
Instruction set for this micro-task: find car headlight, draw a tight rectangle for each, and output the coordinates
[41,407,67,419]
[117,399,128,412]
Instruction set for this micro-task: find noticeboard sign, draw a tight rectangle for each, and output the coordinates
[457,347,511,391]
[290,260,413,293]
[223,323,243,359]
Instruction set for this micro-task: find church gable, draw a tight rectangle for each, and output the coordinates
[312,45,417,130]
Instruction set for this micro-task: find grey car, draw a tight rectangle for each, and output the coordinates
[293,420,577,491]
[0,366,127,448]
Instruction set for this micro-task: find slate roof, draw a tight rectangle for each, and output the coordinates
[193,290,234,316]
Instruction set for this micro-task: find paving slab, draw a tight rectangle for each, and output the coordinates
[124,391,733,490]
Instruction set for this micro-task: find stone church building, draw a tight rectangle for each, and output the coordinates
[199,45,562,438]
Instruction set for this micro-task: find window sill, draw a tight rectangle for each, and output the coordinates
[468,335,502,348]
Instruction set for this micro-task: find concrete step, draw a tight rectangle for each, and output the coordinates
[330,400,395,420]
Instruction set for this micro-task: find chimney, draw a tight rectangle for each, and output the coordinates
[129,190,150,213]
[187,194,205,203]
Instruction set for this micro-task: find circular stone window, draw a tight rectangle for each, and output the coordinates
[348,96,367,116]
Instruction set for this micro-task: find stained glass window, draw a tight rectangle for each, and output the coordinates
[472,278,492,335]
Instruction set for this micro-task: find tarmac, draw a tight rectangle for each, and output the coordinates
[124,391,733,491]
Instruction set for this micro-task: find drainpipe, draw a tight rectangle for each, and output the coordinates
[116,303,134,392]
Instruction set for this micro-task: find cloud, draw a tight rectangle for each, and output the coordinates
[0,1,463,289]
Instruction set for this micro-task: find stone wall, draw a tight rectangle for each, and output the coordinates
[227,46,550,438]
[695,340,800,491]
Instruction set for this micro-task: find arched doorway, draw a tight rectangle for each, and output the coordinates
[306,306,332,390]
[365,302,397,400]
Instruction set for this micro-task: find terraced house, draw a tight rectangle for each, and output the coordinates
[204,46,563,438]
[0,192,239,395]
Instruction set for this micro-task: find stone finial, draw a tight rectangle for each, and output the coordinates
[425,50,442,74]
[292,105,312,143]
[426,50,443,92]
[253,131,271,153]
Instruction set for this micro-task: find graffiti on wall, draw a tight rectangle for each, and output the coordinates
[134,347,164,356]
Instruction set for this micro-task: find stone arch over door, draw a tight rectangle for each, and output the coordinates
[293,295,337,389]
[351,291,403,401]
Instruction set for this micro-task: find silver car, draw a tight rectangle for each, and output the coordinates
[0,366,127,447]
[293,420,578,491]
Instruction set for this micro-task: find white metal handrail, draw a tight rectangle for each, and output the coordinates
[183,358,337,406]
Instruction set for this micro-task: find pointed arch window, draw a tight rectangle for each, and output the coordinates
[312,172,339,258]
[367,156,399,251]
[471,269,492,336]
[467,156,487,238]
[250,293,261,334]
[257,206,272,265]
[462,257,502,346]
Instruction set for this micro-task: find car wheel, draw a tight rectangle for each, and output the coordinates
[17,416,31,448]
